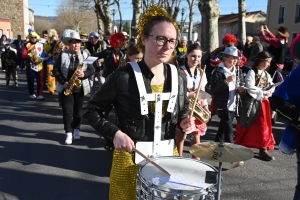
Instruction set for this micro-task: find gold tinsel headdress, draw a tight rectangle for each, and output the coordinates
[136,5,179,49]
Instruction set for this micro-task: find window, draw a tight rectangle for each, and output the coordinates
[6,29,10,38]
[278,4,286,24]
[0,29,2,37]
[222,25,227,34]
[295,3,300,23]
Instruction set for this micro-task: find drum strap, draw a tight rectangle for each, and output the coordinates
[129,62,178,163]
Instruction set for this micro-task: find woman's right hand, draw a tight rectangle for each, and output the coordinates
[113,130,135,152]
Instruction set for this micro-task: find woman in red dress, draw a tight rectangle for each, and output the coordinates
[235,51,276,161]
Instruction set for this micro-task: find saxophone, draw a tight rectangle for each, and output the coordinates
[64,63,83,96]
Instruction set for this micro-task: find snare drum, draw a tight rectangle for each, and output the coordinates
[136,156,218,200]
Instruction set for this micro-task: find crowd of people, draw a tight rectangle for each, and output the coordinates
[1,5,300,199]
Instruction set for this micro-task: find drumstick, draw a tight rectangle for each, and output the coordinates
[183,65,207,139]
[133,147,171,176]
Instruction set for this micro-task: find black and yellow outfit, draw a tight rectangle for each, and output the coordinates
[82,60,189,200]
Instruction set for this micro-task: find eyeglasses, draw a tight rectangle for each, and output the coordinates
[147,34,178,49]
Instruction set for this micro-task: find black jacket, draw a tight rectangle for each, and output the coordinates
[82,60,189,144]
[94,48,126,78]
[211,66,244,109]
[1,49,18,71]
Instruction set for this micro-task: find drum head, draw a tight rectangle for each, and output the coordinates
[139,157,218,192]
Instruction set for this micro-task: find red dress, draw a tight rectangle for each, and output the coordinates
[235,98,275,151]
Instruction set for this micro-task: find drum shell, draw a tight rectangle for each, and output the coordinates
[136,156,218,200]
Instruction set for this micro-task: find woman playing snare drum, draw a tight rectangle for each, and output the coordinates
[82,6,195,200]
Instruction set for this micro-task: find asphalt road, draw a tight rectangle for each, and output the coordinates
[0,70,297,200]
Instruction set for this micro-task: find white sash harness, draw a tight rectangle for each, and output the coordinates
[129,62,178,164]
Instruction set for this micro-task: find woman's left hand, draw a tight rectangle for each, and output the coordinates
[180,116,196,134]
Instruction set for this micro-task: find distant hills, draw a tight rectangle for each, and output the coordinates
[35,15,57,22]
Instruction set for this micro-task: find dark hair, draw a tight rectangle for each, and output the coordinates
[184,43,203,65]
[126,44,143,62]
[252,51,273,74]
[0,34,7,41]
[142,16,178,40]
[42,30,48,35]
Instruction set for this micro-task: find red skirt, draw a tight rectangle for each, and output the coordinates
[235,98,275,151]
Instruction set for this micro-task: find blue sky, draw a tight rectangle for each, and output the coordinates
[29,0,268,22]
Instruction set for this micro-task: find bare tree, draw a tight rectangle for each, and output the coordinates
[238,0,246,49]
[186,0,197,41]
[199,0,220,61]
[34,17,55,36]
[55,0,96,33]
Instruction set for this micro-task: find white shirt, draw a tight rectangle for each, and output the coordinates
[219,63,237,112]
[245,69,274,100]
[181,65,208,106]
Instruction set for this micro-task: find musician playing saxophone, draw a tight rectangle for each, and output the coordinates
[175,43,209,160]
[52,31,94,145]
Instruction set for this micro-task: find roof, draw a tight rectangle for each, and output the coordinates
[194,11,266,27]
[0,13,11,20]
[218,11,266,24]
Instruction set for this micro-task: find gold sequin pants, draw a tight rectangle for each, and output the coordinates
[109,148,179,200]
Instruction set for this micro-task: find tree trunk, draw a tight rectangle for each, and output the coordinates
[94,0,112,36]
[115,0,123,32]
[132,0,142,37]
[187,0,196,41]
[238,0,246,49]
[199,0,220,60]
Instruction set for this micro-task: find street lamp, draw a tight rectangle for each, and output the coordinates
[181,8,185,38]
[111,9,116,33]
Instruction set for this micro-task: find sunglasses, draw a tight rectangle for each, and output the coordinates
[31,37,37,39]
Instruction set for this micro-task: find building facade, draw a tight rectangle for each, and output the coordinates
[266,0,300,45]
[0,13,13,38]
[0,0,34,39]
[196,11,266,47]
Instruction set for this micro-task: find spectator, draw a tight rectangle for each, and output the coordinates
[261,25,289,71]
[176,35,188,66]
[243,36,253,59]
[1,41,18,86]
[12,35,25,70]
[248,36,263,62]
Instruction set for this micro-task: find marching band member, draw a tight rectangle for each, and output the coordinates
[52,31,94,145]
[82,6,195,200]
[175,43,208,160]
[79,31,88,49]
[210,46,245,168]
[84,31,106,94]
[235,51,276,161]
[22,29,46,100]
[44,29,58,94]
[93,31,126,118]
